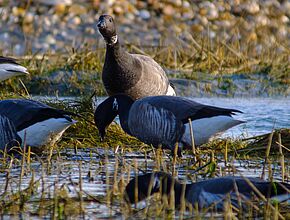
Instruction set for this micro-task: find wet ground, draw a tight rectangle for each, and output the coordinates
[0,1,289,217]
[0,147,287,219]
[0,96,282,219]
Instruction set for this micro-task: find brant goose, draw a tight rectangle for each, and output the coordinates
[0,99,76,147]
[97,15,176,100]
[0,114,21,150]
[94,95,244,154]
[0,56,29,82]
[125,172,290,210]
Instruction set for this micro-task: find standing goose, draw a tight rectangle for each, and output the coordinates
[94,95,244,154]
[0,56,29,82]
[97,14,176,100]
[125,172,290,210]
[0,99,76,147]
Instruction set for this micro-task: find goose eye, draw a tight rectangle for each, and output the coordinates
[109,18,112,22]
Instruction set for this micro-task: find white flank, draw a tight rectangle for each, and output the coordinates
[0,63,29,82]
[166,84,176,96]
[18,118,76,147]
[181,116,243,146]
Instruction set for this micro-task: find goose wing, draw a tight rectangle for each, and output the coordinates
[0,56,19,64]
[142,96,242,123]
[0,114,21,149]
[130,54,171,96]
[186,176,290,208]
[0,99,73,131]
[128,100,184,149]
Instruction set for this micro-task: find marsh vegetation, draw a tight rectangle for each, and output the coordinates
[0,0,289,219]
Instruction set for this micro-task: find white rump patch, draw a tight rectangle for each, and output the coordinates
[18,118,76,147]
[181,116,243,146]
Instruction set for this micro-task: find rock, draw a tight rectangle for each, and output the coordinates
[45,35,56,45]
[71,16,81,26]
[195,15,208,26]
[255,15,269,26]
[69,4,87,15]
[245,2,260,14]
[54,3,66,15]
[12,7,25,17]
[277,26,287,38]
[163,4,175,16]
[139,9,150,20]
[23,13,34,24]
[280,15,289,24]
[199,1,219,20]
[191,24,204,33]
[93,0,100,9]
[113,5,123,15]
[247,32,257,42]
[13,44,25,56]
[282,1,290,15]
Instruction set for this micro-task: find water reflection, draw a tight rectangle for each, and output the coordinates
[0,147,287,219]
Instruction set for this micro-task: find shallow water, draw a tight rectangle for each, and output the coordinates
[0,96,288,218]
[0,148,288,219]
[94,96,289,138]
[36,95,289,139]
[191,97,290,138]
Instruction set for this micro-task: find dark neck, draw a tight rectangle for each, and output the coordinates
[106,40,121,56]
[118,98,134,135]
[105,40,134,68]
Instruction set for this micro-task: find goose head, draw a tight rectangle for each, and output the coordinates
[94,94,134,141]
[97,15,117,45]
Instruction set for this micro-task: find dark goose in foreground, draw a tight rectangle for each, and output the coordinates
[97,15,176,100]
[0,56,29,82]
[94,95,244,154]
[0,99,76,148]
[125,172,290,210]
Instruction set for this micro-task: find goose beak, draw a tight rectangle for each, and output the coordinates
[97,19,105,29]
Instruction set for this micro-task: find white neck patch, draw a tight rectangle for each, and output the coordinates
[106,35,118,46]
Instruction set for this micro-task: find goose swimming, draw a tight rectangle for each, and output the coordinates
[94,95,244,154]
[97,14,176,100]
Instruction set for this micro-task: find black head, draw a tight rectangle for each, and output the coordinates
[94,94,134,141]
[124,172,180,205]
[97,15,117,44]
